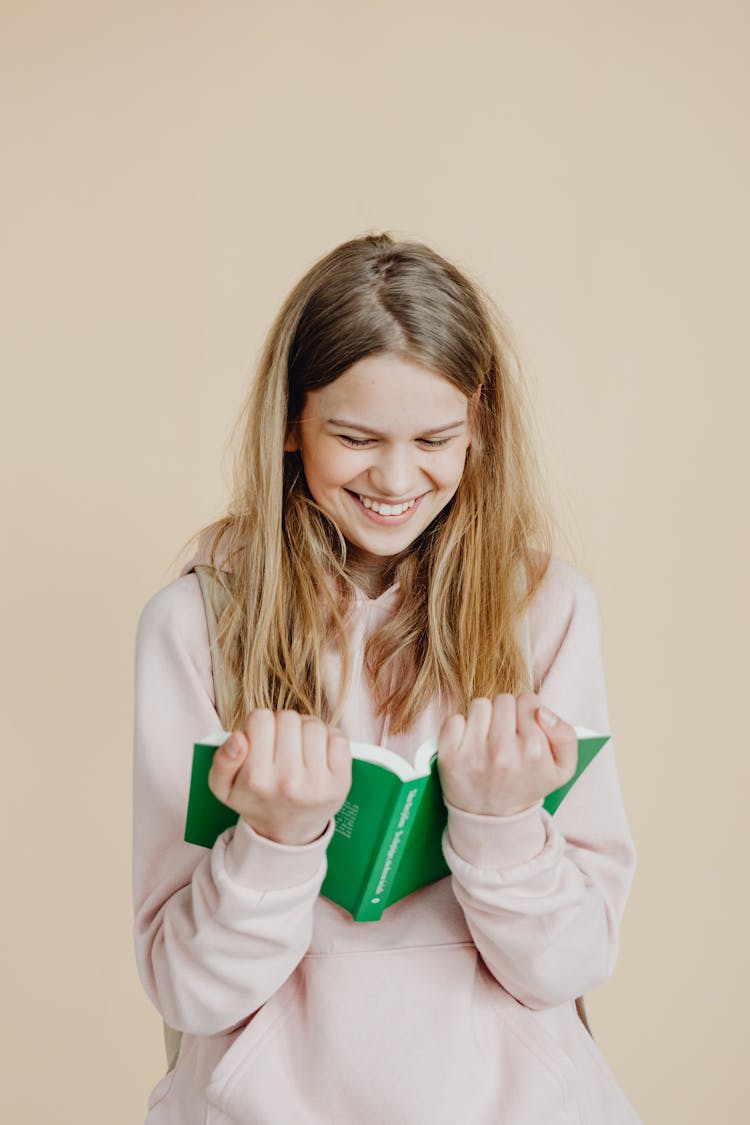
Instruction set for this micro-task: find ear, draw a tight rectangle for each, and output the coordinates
[284,427,299,452]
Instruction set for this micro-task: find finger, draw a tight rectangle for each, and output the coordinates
[462,697,493,759]
[326,729,352,779]
[273,709,303,773]
[299,716,329,772]
[437,713,466,760]
[536,706,578,777]
[208,732,249,802]
[515,691,541,735]
[486,694,517,756]
[515,692,547,761]
[242,709,275,774]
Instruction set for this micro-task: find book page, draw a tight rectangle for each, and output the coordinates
[412,736,439,774]
[349,741,432,782]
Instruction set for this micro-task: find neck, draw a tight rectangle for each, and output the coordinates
[344,544,400,600]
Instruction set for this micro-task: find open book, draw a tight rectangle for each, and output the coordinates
[184,727,609,921]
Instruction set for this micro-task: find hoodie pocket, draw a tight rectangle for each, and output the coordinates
[205,946,584,1125]
[204,971,302,1107]
[484,983,581,1111]
[146,1068,175,1112]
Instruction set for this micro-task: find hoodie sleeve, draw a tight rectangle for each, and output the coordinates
[440,557,637,1010]
[132,574,333,1037]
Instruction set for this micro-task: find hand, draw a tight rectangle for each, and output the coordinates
[437,693,577,818]
[208,709,352,846]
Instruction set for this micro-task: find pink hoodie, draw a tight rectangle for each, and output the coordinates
[132,555,641,1124]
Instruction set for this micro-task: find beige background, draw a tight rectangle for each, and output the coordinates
[3,2,748,1121]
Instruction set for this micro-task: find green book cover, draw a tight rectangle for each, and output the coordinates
[184,726,610,921]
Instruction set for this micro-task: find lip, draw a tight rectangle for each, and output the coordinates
[354,492,420,505]
[346,490,427,525]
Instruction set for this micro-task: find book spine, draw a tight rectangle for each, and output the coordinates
[352,779,427,922]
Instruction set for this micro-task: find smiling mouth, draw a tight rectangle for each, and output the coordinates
[358,494,415,515]
[346,490,426,519]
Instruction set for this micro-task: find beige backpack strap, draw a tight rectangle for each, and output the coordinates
[162,564,237,1072]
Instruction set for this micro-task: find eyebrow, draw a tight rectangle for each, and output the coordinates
[326,418,466,436]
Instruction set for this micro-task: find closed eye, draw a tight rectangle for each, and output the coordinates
[338,435,452,449]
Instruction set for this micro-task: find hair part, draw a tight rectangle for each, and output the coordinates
[178,232,554,734]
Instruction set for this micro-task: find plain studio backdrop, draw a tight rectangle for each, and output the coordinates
[2,2,748,1122]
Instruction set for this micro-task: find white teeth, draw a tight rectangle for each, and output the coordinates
[358,495,416,516]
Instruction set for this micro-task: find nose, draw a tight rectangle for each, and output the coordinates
[367,444,419,499]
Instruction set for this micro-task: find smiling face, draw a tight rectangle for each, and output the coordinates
[285,353,476,594]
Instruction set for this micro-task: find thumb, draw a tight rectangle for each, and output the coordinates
[536,707,577,776]
[208,732,248,801]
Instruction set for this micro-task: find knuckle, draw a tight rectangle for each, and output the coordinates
[329,732,352,760]
[490,696,515,722]
[491,757,514,780]
[243,765,269,794]
[303,719,327,745]
[278,775,300,802]
[245,708,273,735]
[489,743,518,775]
[249,708,273,722]
[246,779,269,802]
[477,745,500,770]
[276,709,301,728]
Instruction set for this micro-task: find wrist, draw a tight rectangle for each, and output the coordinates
[241,814,331,847]
[447,797,541,819]
[224,816,334,890]
[445,800,548,870]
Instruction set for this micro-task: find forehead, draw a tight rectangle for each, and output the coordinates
[303,354,468,427]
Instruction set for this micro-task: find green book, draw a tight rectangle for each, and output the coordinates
[184,726,610,922]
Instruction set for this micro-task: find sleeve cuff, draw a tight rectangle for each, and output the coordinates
[222,816,335,890]
[445,800,548,870]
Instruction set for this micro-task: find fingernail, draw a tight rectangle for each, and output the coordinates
[223,736,240,759]
[538,706,558,728]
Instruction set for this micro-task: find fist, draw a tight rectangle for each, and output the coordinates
[208,709,352,846]
[437,693,577,818]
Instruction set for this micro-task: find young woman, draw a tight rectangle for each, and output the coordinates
[133,232,641,1123]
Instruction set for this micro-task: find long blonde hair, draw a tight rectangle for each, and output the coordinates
[179,232,554,734]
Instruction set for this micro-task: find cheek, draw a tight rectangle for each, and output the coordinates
[437,446,471,487]
[302,444,356,491]
[326,451,359,488]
